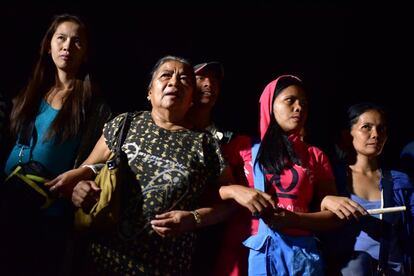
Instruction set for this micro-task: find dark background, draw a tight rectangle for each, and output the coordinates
[1,2,413,167]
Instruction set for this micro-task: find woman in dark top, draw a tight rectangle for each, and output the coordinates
[51,56,233,275]
[321,102,414,275]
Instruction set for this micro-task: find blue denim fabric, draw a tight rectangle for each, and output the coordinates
[244,220,323,276]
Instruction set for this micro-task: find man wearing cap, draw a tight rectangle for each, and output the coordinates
[188,61,233,144]
[190,62,248,276]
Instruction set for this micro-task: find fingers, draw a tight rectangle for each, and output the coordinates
[151,214,177,237]
[72,181,101,209]
[151,211,185,227]
[154,212,173,220]
[336,198,366,220]
[256,191,277,209]
[151,217,175,227]
[44,176,59,187]
[150,211,195,236]
[260,192,277,209]
[48,177,63,192]
[321,195,367,221]
[251,199,268,214]
[72,192,85,208]
[247,190,277,216]
[347,200,368,217]
[75,181,101,199]
[151,225,172,238]
[72,188,87,208]
[333,209,347,220]
[48,175,71,197]
[90,181,101,192]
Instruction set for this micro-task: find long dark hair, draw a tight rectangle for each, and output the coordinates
[10,14,94,142]
[257,77,304,175]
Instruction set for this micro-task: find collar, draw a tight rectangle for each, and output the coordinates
[206,124,224,141]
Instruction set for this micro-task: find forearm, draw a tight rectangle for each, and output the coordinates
[268,210,343,232]
[295,211,344,232]
[219,184,239,200]
[295,210,344,231]
[80,135,112,166]
[192,200,237,228]
[74,166,97,181]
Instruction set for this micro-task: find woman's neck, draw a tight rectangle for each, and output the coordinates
[56,67,77,87]
[349,154,379,175]
[151,109,192,131]
[348,155,381,201]
[45,74,75,109]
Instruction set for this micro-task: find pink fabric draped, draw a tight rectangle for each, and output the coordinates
[259,75,302,139]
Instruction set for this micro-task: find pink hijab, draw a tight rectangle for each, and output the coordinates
[259,75,302,139]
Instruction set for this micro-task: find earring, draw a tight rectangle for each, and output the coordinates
[147,96,151,101]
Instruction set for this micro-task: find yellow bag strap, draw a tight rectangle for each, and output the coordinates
[26,174,48,183]
[6,165,53,209]
[17,174,53,209]
[5,165,23,182]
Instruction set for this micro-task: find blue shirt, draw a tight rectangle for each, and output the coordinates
[351,194,381,258]
[348,169,414,274]
[5,100,80,176]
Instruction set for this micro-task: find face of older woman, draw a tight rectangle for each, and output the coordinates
[148,60,194,114]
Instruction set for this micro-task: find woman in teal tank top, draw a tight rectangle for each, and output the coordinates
[1,14,111,276]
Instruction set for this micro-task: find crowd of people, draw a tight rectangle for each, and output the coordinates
[0,13,413,276]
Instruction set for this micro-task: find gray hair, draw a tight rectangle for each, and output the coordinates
[147,55,194,91]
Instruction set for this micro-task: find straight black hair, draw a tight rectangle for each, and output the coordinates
[257,76,304,175]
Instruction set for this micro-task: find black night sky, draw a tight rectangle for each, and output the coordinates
[1,2,413,167]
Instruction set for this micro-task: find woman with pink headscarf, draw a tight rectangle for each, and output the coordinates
[219,75,346,275]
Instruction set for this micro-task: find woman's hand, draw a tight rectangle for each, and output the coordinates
[219,185,277,216]
[71,180,101,213]
[263,208,297,230]
[46,135,111,197]
[46,167,95,197]
[321,195,367,220]
[150,210,196,237]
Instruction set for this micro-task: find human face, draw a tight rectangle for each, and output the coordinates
[50,21,86,75]
[350,109,387,158]
[148,60,194,112]
[195,70,220,107]
[272,84,308,134]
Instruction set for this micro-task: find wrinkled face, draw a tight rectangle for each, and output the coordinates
[50,21,86,75]
[195,69,220,107]
[148,60,194,112]
[273,84,308,134]
[350,109,387,158]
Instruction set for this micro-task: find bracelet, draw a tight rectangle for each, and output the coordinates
[81,164,99,175]
[190,210,202,225]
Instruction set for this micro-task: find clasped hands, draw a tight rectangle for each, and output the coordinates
[220,185,295,230]
[320,195,368,221]
[44,167,100,211]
